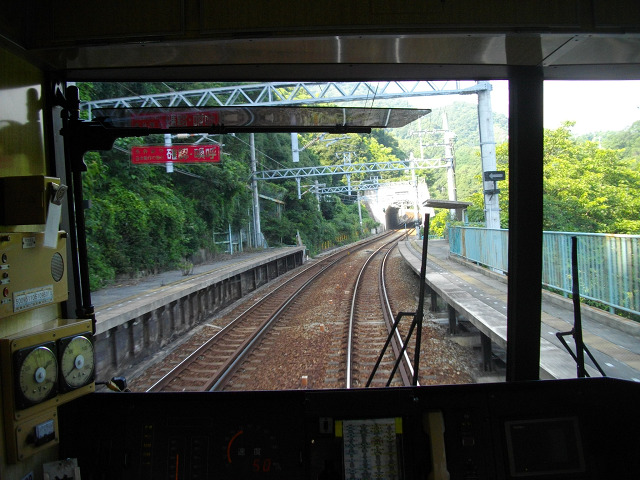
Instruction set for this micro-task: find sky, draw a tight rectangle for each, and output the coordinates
[498,80,640,135]
[418,80,640,136]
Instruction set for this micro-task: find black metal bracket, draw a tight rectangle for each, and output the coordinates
[555,329,606,377]
[62,121,120,172]
[366,311,417,388]
[555,236,606,378]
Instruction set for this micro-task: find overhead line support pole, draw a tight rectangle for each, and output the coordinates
[250,133,263,248]
[477,81,500,229]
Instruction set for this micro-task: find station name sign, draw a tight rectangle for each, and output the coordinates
[131,145,221,164]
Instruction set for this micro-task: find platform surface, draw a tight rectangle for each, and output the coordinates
[91,246,305,334]
[399,236,640,382]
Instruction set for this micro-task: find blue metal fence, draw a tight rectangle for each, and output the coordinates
[449,227,509,272]
[449,226,640,316]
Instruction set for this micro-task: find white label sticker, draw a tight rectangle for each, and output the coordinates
[22,236,36,249]
[13,285,54,312]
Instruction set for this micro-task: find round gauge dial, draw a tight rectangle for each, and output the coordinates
[60,335,95,389]
[16,345,58,406]
[224,425,282,476]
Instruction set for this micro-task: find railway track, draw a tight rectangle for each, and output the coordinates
[221,231,413,390]
[346,237,415,388]
[145,231,406,392]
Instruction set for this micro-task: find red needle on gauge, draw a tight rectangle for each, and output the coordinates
[227,430,243,463]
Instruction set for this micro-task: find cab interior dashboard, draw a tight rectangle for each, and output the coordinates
[58,377,639,479]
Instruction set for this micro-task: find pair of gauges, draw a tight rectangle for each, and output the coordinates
[13,335,95,410]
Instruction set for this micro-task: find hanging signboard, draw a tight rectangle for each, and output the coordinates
[130,110,220,128]
[131,145,221,164]
[93,106,432,132]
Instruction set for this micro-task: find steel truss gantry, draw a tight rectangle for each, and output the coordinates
[313,182,381,195]
[253,157,448,181]
[311,179,420,195]
[80,81,488,113]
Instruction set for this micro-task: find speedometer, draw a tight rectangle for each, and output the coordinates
[224,424,283,476]
[59,335,95,390]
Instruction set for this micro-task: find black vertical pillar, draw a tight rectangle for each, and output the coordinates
[448,305,457,335]
[506,66,544,382]
[481,334,493,372]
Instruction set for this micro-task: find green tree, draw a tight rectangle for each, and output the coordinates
[594,120,640,162]
[543,123,640,234]
[464,123,640,234]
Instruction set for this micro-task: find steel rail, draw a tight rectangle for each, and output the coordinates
[379,242,416,386]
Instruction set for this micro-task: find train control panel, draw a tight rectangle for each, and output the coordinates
[59,377,638,479]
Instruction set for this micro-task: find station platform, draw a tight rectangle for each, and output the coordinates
[90,246,306,382]
[399,236,640,382]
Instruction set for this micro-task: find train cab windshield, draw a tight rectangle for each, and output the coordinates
[67,80,640,394]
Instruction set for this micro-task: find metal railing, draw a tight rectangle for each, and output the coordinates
[449,227,508,272]
[449,226,640,316]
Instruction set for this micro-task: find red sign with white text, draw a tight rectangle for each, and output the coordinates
[131,145,221,164]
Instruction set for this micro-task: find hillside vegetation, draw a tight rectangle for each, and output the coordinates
[78,83,640,290]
